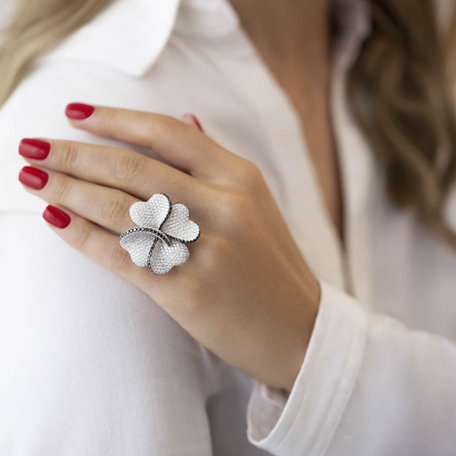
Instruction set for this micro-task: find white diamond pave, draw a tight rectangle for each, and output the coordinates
[120,193,200,274]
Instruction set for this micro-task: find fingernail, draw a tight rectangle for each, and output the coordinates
[187,113,204,132]
[65,102,95,120]
[43,205,71,228]
[19,138,50,160]
[18,166,49,190]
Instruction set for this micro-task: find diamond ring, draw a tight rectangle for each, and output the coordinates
[120,193,200,274]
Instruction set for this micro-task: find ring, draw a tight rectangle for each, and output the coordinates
[119,193,200,274]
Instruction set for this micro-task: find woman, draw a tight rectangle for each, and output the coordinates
[1,0,455,454]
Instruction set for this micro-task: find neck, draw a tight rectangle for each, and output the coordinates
[229,0,331,85]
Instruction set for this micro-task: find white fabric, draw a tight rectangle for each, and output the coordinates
[1,0,456,455]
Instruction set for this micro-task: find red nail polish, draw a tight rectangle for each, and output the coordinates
[65,103,95,120]
[19,138,50,160]
[43,205,71,228]
[189,114,204,132]
[18,166,49,190]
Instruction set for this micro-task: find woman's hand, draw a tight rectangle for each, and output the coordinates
[18,103,320,391]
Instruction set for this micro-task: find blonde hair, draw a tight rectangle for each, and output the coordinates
[1,0,456,248]
[0,0,110,105]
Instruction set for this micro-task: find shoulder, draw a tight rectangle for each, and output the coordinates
[0,0,185,212]
[0,0,181,213]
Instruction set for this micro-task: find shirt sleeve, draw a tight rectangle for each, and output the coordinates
[246,279,456,455]
[0,60,217,456]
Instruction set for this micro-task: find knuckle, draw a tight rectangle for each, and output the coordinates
[217,189,251,221]
[112,152,144,182]
[235,159,264,190]
[148,116,182,144]
[71,225,92,251]
[54,176,71,204]
[155,115,181,134]
[60,141,79,170]
[99,194,130,222]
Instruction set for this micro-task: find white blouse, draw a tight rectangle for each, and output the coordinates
[1,0,455,454]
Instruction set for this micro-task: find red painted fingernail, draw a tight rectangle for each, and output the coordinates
[189,114,204,132]
[65,102,95,120]
[43,205,71,228]
[18,166,49,190]
[19,138,50,160]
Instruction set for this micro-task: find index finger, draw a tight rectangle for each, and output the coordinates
[65,103,235,179]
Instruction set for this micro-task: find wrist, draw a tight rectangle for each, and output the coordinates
[279,276,321,393]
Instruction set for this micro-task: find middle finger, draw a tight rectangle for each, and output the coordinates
[18,138,208,206]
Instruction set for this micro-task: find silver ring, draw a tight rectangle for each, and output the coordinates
[119,193,200,274]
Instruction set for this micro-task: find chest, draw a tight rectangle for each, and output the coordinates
[285,84,345,245]
[230,37,346,243]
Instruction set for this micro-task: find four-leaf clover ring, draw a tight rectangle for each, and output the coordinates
[119,193,200,274]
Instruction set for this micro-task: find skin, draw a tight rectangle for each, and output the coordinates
[230,0,344,242]
[19,1,338,392]
[20,108,320,392]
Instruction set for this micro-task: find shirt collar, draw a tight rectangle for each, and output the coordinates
[41,0,371,77]
[177,0,372,74]
[42,0,180,77]
[174,0,239,38]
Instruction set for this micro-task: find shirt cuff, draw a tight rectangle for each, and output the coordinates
[246,280,368,455]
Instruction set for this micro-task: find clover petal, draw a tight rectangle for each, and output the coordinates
[148,238,189,274]
[161,203,200,243]
[129,193,171,229]
[120,228,156,267]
